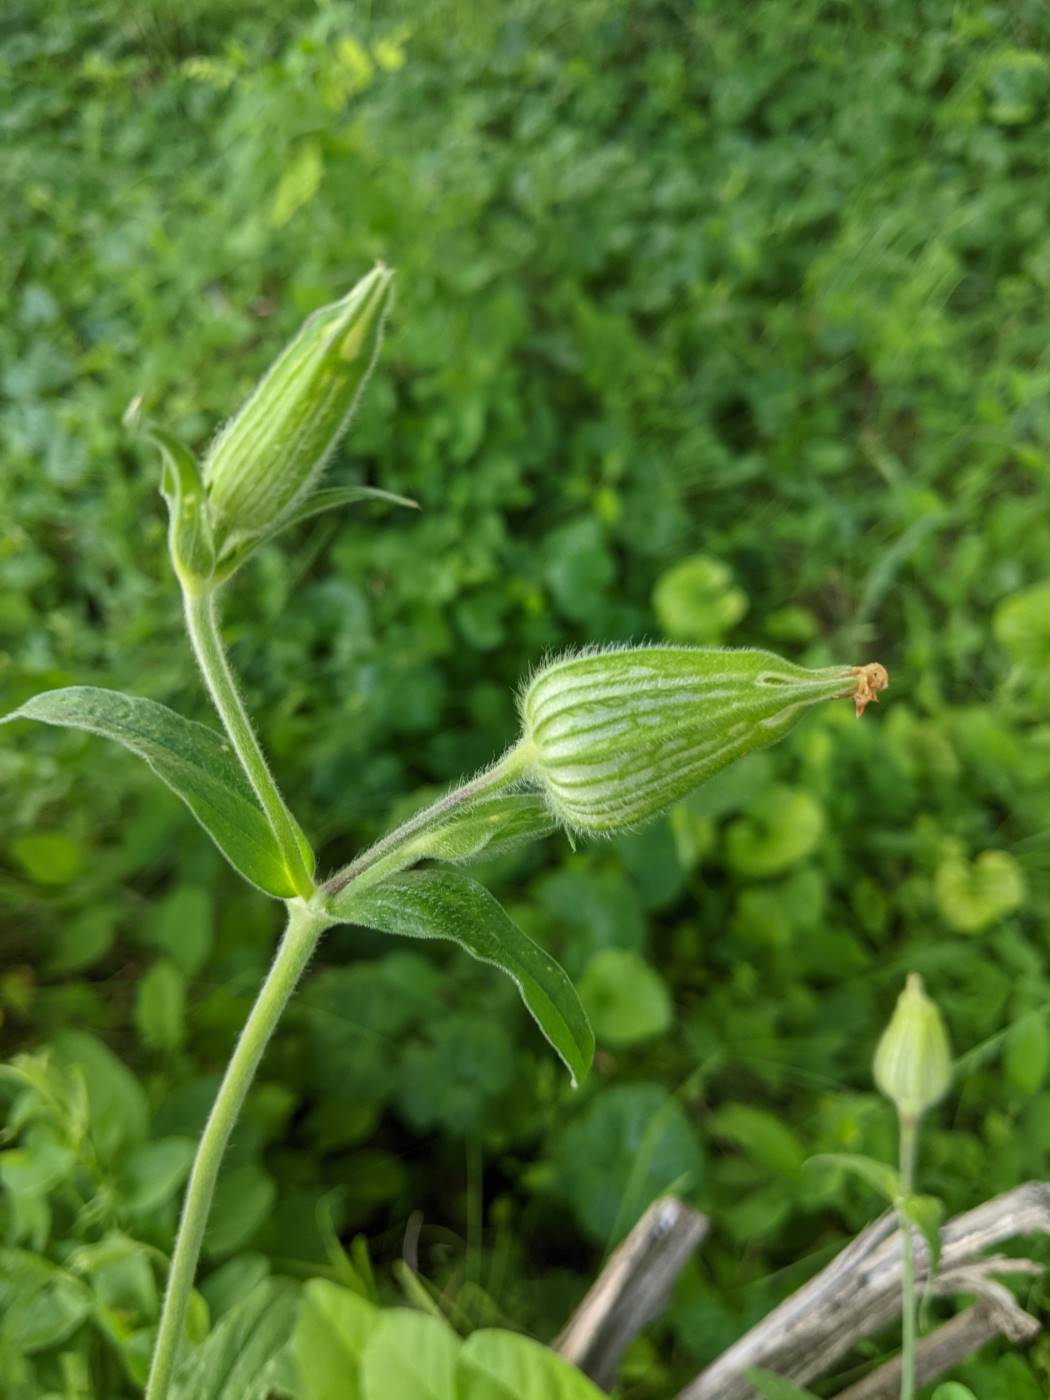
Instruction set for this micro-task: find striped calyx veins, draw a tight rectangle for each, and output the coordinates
[873,972,952,1119]
[204,264,394,553]
[519,646,887,834]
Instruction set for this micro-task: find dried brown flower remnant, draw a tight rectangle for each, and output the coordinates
[851,662,889,718]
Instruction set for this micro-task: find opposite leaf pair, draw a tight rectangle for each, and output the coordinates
[3,640,884,1087]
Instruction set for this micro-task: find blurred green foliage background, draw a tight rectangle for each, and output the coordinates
[3,0,1050,1394]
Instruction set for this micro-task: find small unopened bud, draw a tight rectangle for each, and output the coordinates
[518,646,883,834]
[204,265,394,551]
[873,973,953,1120]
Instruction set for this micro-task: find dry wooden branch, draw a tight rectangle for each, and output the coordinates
[555,1196,709,1391]
[675,1180,1050,1400]
[834,1289,1041,1400]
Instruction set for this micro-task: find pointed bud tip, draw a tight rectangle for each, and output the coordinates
[203,265,396,548]
[873,970,952,1119]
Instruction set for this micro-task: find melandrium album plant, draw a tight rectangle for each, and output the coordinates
[807,975,953,1400]
[2,268,889,1399]
[875,974,954,1400]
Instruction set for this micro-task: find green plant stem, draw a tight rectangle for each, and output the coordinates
[145,900,330,1400]
[322,742,531,900]
[184,587,314,898]
[898,1112,918,1400]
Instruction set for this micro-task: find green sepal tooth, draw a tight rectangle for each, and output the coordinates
[150,427,216,592]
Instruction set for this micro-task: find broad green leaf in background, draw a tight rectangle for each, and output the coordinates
[931,1386,978,1400]
[0,1251,94,1355]
[117,1138,196,1217]
[8,831,84,886]
[396,1015,516,1134]
[72,1232,159,1324]
[652,554,748,643]
[745,1370,821,1400]
[170,1278,299,1400]
[725,788,825,878]
[46,907,117,974]
[554,1084,702,1244]
[456,1329,606,1400]
[49,1031,149,1164]
[1004,1012,1050,1095]
[710,1104,807,1180]
[330,869,594,1087]
[294,1279,379,1400]
[578,950,673,1046]
[993,578,1050,668]
[204,1165,276,1259]
[140,883,215,980]
[934,850,1026,933]
[2,687,303,897]
[134,960,186,1052]
[360,1309,460,1400]
[270,137,324,227]
[200,1255,272,1325]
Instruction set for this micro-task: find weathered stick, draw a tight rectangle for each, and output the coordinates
[555,1196,709,1391]
[675,1180,1050,1400]
[834,1285,1042,1400]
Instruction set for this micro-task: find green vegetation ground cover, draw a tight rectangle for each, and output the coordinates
[3,0,1050,1394]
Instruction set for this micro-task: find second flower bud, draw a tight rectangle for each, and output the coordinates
[518,646,887,834]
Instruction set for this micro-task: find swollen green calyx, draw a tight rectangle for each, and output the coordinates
[204,264,395,553]
[873,972,953,1119]
[518,646,887,835]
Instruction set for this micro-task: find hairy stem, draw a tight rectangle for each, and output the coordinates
[145,900,330,1400]
[898,1113,918,1400]
[321,742,531,900]
[184,587,314,898]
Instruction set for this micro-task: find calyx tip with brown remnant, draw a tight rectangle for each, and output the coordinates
[850,662,889,718]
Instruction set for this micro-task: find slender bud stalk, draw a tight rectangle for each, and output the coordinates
[872,974,952,1400]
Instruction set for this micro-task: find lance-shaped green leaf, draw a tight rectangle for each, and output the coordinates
[328,868,593,1086]
[171,1278,300,1400]
[2,687,301,898]
[275,484,418,531]
[214,485,419,583]
[349,794,557,894]
[414,794,556,862]
[806,1152,901,1203]
[900,1191,944,1278]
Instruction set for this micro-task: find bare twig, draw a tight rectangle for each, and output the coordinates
[675,1181,1050,1400]
[834,1290,1041,1400]
[555,1196,709,1391]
